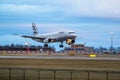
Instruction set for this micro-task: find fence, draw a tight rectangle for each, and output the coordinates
[0,67,120,80]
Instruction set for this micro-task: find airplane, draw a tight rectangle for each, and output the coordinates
[21,23,77,48]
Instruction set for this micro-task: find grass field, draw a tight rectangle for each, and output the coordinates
[0,58,120,69]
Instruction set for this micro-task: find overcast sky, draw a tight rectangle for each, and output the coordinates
[0,0,120,50]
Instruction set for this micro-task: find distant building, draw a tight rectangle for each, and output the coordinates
[64,44,94,54]
[85,47,94,53]
[116,47,120,54]
[0,44,55,53]
[41,47,55,53]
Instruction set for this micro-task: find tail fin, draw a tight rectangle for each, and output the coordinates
[32,23,39,35]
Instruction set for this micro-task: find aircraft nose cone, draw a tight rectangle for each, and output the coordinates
[73,34,77,38]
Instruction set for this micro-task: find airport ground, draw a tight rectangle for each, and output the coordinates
[0,52,120,80]
[0,52,120,69]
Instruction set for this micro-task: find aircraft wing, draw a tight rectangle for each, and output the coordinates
[22,35,45,40]
[22,35,56,43]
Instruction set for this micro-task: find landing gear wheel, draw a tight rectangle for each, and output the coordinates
[68,43,71,45]
[59,44,64,48]
[71,40,75,44]
[44,44,48,47]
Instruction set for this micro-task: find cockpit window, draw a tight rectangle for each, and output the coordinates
[69,32,75,34]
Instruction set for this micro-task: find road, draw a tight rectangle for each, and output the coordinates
[0,56,120,60]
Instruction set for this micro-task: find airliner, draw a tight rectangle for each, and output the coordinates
[21,23,77,48]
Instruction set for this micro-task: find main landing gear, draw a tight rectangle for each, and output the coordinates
[44,43,48,47]
[59,42,64,48]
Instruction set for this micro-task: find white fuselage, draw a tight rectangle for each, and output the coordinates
[33,31,76,43]
[21,23,77,47]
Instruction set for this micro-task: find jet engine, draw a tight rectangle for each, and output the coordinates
[66,39,75,45]
[43,38,53,43]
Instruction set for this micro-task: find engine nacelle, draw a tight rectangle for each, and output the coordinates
[43,38,53,43]
[66,39,75,45]
[71,39,75,44]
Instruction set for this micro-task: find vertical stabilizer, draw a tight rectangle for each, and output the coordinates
[32,23,39,35]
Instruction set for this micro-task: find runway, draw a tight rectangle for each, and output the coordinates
[0,56,120,60]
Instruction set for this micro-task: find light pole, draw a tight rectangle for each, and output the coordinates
[110,32,114,54]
